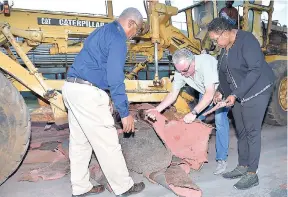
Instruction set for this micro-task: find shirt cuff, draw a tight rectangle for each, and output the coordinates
[116,100,130,118]
[119,109,130,119]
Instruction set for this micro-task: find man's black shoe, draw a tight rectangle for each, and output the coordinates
[116,182,145,197]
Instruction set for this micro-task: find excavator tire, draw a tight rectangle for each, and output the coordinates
[0,72,31,186]
[264,60,287,126]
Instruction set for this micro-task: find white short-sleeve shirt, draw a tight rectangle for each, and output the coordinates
[172,54,219,94]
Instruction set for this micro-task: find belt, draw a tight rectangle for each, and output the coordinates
[66,77,111,96]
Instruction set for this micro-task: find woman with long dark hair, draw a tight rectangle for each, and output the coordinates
[207,17,276,190]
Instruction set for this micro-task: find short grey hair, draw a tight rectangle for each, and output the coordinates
[172,48,195,65]
[119,7,143,25]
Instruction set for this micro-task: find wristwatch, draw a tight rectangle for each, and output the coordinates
[191,109,198,116]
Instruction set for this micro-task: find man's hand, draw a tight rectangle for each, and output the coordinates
[183,112,197,124]
[213,91,223,104]
[121,115,135,133]
[225,95,237,107]
[145,108,159,121]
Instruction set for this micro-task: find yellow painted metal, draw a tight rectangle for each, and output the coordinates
[106,0,114,18]
[11,74,191,111]
[151,1,160,44]
[0,6,114,56]
[265,55,288,63]
[0,8,113,33]
[174,91,195,114]
[278,76,287,111]
[12,76,173,102]
[1,23,49,92]
[0,50,67,125]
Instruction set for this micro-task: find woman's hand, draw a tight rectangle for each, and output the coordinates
[213,91,223,104]
[225,95,237,107]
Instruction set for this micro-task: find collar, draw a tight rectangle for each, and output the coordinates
[113,20,127,40]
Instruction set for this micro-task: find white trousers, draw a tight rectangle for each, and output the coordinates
[62,81,134,195]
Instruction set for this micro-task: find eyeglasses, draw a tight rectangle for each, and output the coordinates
[211,31,224,44]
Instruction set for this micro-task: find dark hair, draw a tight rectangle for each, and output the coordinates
[207,17,233,33]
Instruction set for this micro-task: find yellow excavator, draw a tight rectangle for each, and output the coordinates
[0,0,286,186]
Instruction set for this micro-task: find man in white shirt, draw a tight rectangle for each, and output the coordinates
[146,48,230,175]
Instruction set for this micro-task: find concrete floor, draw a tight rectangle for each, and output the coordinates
[0,124,287,197]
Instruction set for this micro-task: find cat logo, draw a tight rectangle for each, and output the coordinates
[38,17,107,28]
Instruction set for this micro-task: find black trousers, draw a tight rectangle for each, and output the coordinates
[232,93,271,172]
